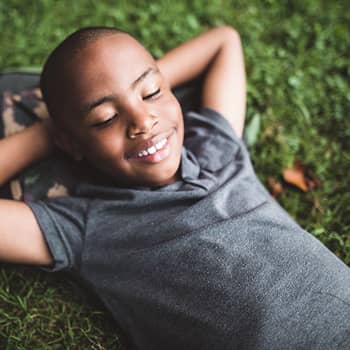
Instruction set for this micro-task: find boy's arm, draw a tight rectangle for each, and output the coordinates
[156,25,246,137]
[0,199,53,265]
[0,121,54,186]
[0,121,54,265]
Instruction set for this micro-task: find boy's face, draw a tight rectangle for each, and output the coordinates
[60,33,184,187]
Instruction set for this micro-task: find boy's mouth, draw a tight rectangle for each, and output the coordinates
[135,137,167,157]
[126,130,174,163]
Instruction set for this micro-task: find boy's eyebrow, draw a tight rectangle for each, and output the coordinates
[82,67,159,117]
[131,67,158,89]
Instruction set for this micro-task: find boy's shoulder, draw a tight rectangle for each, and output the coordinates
[184,107,247,172]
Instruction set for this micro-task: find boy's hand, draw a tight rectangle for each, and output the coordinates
[157,25,246,137]
[0,199,53,265]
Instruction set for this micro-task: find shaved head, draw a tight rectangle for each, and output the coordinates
[40,26,131,129]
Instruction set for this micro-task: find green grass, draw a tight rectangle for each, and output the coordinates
[1,0,350,348]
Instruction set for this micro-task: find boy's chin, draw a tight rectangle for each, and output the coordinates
[94,167,181,188]
[132,169,181,188]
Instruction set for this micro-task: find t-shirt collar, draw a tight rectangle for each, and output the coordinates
[180,146,201,181]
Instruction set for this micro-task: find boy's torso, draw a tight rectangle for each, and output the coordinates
[26,108,350,350]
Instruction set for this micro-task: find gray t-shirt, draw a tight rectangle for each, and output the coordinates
[26,108,350,350]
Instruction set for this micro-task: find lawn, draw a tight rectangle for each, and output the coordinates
[0,0,349,348]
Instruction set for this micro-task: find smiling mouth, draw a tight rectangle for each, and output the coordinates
[135,137,167,158]
[127,130,174,164]
[126,129,175,159]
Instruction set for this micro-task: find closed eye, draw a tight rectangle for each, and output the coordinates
[143,88,161,100]
[92,114,118,128]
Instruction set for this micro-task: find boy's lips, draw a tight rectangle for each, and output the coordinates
[131,138,171,164]
[126,130,175,160]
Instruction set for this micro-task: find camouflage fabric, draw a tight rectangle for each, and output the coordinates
[1,86,85,200]
[0,72,202,201]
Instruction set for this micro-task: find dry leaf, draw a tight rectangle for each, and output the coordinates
[267,177,284,197]
[283,160,320,192]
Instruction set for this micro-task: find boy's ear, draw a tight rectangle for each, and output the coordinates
[54,129,84,161]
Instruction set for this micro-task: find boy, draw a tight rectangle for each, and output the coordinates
[1,25,350,349]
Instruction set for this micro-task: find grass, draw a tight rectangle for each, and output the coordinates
[0,0,349,348]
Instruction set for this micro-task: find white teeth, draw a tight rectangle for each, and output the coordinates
[138,150,150,157]
[136,137,167,158]
[155,138,167,150]
[148,146,156,154]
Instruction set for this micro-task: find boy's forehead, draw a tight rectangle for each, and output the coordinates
[73,34,155,87]
[76,33,154,74]
[62,33,158,119]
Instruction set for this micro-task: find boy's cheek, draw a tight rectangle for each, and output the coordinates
[80,133,125,162]
[160,94,183,122]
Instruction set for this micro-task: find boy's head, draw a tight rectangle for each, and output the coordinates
[40,27,184,187]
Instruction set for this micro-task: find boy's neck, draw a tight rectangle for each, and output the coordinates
[79,160,182,189]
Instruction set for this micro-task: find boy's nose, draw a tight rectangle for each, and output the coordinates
[127,108,159,139]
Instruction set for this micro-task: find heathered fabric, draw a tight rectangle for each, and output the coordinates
[26,107,350,350]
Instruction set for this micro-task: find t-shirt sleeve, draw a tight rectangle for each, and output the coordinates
[25,196,89,273]
[184,106,247,172]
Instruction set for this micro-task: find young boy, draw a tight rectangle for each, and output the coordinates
[1,25,350,349]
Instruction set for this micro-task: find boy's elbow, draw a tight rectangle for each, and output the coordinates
[217,25,240,41]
